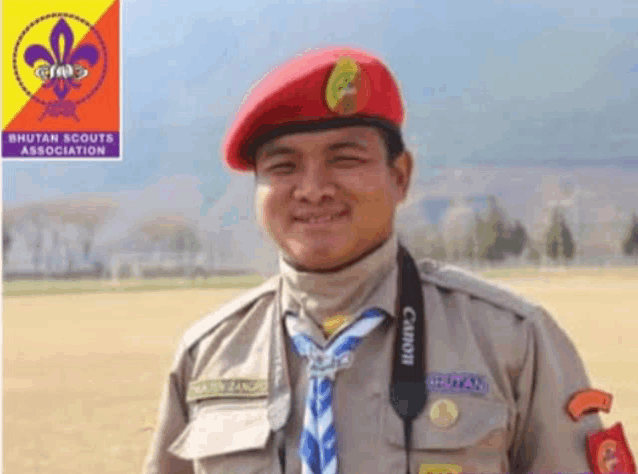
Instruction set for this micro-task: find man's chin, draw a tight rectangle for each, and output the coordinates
[284,243,353,272]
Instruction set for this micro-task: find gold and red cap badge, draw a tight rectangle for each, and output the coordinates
[222,47,405,171]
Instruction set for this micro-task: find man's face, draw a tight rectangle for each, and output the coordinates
[254,126,412,271]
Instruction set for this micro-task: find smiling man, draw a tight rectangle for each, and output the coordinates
[253,125,408,273]
[143,47,633,474]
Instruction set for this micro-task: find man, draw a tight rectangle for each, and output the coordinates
[143,47,634,474]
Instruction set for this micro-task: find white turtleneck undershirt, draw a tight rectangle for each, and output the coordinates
[279,233,400,344]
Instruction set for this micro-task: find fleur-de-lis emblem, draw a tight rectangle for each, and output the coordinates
[23,18,99,100]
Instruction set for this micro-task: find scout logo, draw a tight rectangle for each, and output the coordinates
[598,440,621,473]
[325,57,371,115]
[19,16,103,122]
[586,423,636,474]
[2,1,121,159]
[418,464,462,474]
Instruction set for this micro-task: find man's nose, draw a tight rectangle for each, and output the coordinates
[292,164,336,203]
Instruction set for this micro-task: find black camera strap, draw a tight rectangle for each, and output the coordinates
[271,244,428,473]
[391,245,428,474]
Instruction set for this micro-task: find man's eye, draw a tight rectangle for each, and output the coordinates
[268,163,295,174]
[332,156,364,165]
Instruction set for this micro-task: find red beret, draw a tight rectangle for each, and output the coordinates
[222,47,405,171]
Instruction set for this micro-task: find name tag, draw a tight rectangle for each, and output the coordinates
[186,378,268,402]
[427,372,488,396]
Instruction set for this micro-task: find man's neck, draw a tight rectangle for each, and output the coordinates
[279,233,399,328]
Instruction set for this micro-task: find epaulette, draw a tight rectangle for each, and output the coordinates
[178,275,280,353]
[416,259,540,319]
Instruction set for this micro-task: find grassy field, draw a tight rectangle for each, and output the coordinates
[2,274,266,297]
[4,268,638,473]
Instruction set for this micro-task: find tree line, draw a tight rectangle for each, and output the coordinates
[403,197,638,266]
[4,196,638,272]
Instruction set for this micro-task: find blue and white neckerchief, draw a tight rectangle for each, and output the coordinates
[285,308,387,474]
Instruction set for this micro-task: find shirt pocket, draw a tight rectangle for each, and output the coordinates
[168,399,272,461]
[382,396,512,472]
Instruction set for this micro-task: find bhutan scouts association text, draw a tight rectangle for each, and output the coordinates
[5,132,116,157]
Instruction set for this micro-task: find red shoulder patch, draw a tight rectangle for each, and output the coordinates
[586,423,636,474]
[567,389,613,421]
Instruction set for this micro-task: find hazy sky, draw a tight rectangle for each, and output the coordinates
[4,0,638,216]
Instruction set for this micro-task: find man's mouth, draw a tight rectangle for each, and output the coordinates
[293,210,349,224]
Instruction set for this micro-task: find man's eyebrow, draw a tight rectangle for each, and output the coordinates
[260,145,298,160]
[326,140,368,152]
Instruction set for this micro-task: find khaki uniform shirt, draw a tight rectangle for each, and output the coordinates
[143,235,603,473]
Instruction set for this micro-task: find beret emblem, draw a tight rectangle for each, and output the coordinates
[325,57,370,115]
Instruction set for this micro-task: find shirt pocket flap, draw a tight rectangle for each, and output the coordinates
[384,397,510,450]
[168,400,272,461]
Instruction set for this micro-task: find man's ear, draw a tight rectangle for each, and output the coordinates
[392,150,413,201]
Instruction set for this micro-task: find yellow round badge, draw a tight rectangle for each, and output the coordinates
[429,399,459,429]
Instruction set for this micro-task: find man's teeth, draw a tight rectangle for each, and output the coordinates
[309,215,331,223]
[301,212,342,223]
